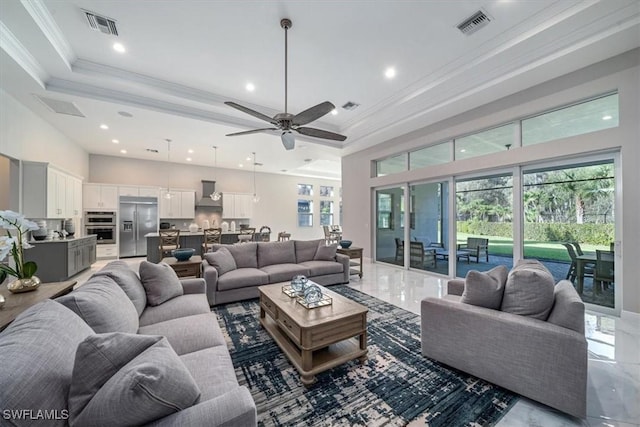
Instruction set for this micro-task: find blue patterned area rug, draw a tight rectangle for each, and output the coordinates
[213,285,518,426]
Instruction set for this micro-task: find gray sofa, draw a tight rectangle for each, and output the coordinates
[202,239,350,305]
[421,261,587,419]
[0,260,256,427]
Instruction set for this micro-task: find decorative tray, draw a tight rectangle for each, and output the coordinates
[295,294,333,309]
[281,284,299,298]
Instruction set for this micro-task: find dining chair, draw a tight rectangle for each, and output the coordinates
[159,230,180,258]
[201,228,221,253]
[238,227,255,243]
[595,250,615,292]
[259,226,271,242]
[562,243,593,283]
[277,232,291,241]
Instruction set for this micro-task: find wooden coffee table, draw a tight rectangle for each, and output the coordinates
[259,282,368,385]
[161,255,202,278]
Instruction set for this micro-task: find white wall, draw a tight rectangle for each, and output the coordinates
[343,49,640,314]
[88,154,342,241]
[0,90,89,179]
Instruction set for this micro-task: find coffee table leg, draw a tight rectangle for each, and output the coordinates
[358,331,367,363]
[301,349,315,385]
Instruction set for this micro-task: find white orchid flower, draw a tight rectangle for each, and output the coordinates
[0,236,16,261]
[0,210,25,229]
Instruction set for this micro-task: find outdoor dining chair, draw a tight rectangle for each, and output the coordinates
[562,243,593,283]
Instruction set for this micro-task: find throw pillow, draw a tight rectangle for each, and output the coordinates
[461,265,508,309]
[314,243,338,261]
[204,247,237,276]
[91,260,147,316]
[501,259,555,320]
[139,261,183,306]
[69,333,201,427]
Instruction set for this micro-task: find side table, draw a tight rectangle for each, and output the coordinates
[161,255,203,278]
[337,246,363,278]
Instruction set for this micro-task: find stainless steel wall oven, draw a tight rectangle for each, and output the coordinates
[84,211,116,244]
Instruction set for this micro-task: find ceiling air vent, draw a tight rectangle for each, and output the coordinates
[33,95,85,117]
[83,10,118,36]
[457,10,491,36]
[341,101,360,111]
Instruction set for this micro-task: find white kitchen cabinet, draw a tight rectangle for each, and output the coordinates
[139,187,159,198]
[96,243,118,260]
[119,186,160,198]
[159,190,195,218]
[222,193,253,218]
[84,184,118,210]
[22,162,82,219]
[72,178,83,217]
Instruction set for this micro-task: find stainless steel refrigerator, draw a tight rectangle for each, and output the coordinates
[119,196,158,258]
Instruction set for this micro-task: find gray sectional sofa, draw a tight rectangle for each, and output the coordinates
[202,239,350,305]
[421,260,587,418]
[0,260,256,427]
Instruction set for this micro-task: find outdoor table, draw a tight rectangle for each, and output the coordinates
[576,253,597,295]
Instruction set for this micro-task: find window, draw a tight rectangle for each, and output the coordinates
[320,201,334,226]
[297,184,313,196]
[377,193,393,229]
[297,199,313,227]
[376,153,407,177]
[410,142,451,170]
[522,93,618,146]
[320,186,334,197]
[455,124,515,160]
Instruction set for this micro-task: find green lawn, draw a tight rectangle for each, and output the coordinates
[456,232,609,262]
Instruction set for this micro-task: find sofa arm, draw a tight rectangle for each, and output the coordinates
[202,262,219,306]
[180,278,206,294]
[335,253,350,283]
[147,386,256,427]
[421,297,587,418]
[447,279,465,296]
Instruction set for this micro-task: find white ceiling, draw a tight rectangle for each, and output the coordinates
[1,0,639,179]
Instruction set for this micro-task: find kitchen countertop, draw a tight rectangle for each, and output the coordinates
[29,235,97,244]
[145,231,243,238]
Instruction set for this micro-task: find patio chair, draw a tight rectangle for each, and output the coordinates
[457,237,488,263]
[562,243,593,282]
[594,250,614,292]
[395,238,404,262]
[409,241,436,268]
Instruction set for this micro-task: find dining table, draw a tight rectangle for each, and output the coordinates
[576,253,597,295]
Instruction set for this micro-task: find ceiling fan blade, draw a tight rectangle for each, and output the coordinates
[224,102,278,125]
[226,128,278,137]
[281,132,295,150]
[292,101,335,126]
[295,127,347,141]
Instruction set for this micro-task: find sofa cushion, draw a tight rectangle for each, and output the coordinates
[138,313,226,355]
[300,260,344,276]
[501,259,555,320]
[204,247,237,275]
[57,275,139,333]
[295,239,324,263]
[547,280,585,334]
[461,265,508,309]
[212,242,258,268]
[217,268,269,291]
[139,294,212,327]
[0,300,94,426]
[91,260,147,316]
[180,346,240,401]
[139,261,184,306]
[260,263,311,283]
[69,333,200,427]
[257,240,296,268]
[315,243,338,261]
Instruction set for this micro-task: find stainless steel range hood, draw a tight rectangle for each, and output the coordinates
[196,180,223,208]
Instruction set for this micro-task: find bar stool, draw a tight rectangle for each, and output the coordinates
[159,230,180,258]
[277,232,291,241]
[202,228,221,253]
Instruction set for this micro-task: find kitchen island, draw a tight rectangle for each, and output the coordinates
[145,231,245,262]
[23,235,97,282]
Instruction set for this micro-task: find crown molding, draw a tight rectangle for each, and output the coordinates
[0,21,47,88]
[20,0,75,69]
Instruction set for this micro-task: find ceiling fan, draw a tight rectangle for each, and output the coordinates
[224,18,347,150]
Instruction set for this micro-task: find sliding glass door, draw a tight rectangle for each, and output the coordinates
[409,182,449,274]
[375,187,404,266]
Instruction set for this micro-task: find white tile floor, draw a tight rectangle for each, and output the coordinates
[77,257,640,426]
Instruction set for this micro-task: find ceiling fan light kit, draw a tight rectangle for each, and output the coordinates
[225,18,346,150]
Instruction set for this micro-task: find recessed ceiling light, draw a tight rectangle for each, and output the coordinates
[186,157,192,162]
[112,139,119,144]
[460,148,467,153]
[188,149,194,154]
[239,164,243,168]
[100,124,109,130]
[246,82,255,92]
[331,109,338,116]
[384,67,396,79]
[246,156,252,161]
[113,42,126,53]
[602,115,613,120]
[120,149,127,154]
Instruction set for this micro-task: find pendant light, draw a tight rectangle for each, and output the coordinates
[252,152,260,203]
[164,139,173,199]
[210,146,222,201]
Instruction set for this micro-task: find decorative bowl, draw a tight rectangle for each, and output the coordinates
[291,275,309,294]
[339,240,352,249]
[172,248,195,261]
